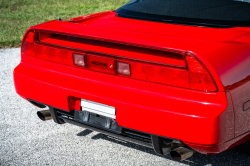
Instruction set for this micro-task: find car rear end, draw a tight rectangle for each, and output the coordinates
[15,0,250,160]
[13,17,238,160]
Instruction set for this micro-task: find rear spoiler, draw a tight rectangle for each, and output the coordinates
[34,20,205,53]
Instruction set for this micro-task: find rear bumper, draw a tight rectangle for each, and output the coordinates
[14,54,235,154]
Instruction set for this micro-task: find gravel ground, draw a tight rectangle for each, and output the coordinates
[1,48,250,166]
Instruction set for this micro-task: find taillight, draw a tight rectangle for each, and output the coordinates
[35,44,75,66]
[117,59,190,89]
[21,30,36,57]
[116,54,217,92]
[185,54,217,92]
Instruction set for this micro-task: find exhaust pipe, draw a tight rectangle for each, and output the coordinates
[170,147,194,161]
[37,110,52,121]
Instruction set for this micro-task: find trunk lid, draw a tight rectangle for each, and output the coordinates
[68,11,250,42]
[34,11,250,53]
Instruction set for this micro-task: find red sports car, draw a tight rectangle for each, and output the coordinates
[14,0,250,161]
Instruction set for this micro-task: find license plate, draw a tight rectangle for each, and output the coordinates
[81,99,116,119]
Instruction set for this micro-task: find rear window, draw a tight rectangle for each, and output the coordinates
[116,0,250,27]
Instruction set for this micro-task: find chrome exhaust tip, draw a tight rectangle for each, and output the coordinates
[170,147,194,161]
[37,110,52,121]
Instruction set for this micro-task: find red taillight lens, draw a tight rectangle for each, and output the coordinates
[35,44,75,66]
[117,55,217,92]
[186,54,217,92]
[118,59,190,89]
[21,30,36,57]
[73,53,86,67]
[186,55,207,73]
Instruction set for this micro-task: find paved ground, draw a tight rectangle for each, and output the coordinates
[1,48,250,166]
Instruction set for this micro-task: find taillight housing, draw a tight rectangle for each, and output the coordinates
[35,44,75,66]
[21,30,36,57]
[116,54,217,92]
[185,54,217,92]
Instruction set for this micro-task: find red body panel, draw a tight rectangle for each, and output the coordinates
[14,11,250,154]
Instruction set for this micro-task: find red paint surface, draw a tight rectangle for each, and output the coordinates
[14,11,250,154]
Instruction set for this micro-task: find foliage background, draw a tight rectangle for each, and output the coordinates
[0,0,128,48]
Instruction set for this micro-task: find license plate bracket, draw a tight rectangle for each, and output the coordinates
[74,110,122,134]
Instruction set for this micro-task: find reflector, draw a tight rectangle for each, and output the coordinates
[117,62,130,76]
[73,53,86,67]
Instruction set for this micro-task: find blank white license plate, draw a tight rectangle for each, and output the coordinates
[81,99,116,119]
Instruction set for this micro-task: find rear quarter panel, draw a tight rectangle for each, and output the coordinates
[191,40,250,137]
